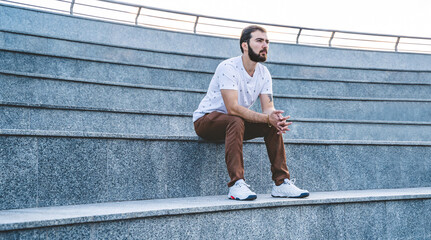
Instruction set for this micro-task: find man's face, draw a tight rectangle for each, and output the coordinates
[246,31,269,62]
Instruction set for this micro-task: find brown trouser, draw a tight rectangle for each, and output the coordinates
[194,111,290,187]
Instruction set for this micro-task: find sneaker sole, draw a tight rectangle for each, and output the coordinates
[271,192,309,198]
[228,195,257,201]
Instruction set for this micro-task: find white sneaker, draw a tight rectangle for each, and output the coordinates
[271,178,309,198]
[228,179,257,200]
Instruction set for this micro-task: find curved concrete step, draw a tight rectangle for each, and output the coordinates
[1,72,431,122]
[2,30,431,85]
[2,130,431,210]
[1,188,430,239]
[2,103,431,141]
[3,65,431,102]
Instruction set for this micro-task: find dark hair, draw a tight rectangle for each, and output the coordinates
[240,25,267,53]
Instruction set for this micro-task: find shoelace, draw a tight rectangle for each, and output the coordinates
[237,181,251,188]
[284,178,296,185]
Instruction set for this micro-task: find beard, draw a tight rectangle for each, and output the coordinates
[248,44,267,62]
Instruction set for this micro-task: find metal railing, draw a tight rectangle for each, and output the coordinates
[2,0,431,54]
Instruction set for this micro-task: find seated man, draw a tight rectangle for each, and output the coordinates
[193,25,309,200]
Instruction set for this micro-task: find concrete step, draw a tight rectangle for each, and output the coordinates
[3,62,431,104]
[2,48,431,100]
[275,96,431,122]
[2,30,431,86]
[1,72,430,122]
[2,130,431,210]
[0,30,221,77]
[273,77,431,99]
[0,50,212,90]
[1,187,430,239]
[2,103,431,142]
[2,4,431,72]
[268,62,431,84]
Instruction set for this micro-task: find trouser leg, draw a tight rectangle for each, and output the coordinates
[194,111,290,187]
[194,112,245,187]
[243,122,290,186]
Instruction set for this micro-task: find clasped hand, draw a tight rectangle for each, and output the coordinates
[269,110,292,135]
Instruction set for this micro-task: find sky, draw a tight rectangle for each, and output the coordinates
[131,0,431,38]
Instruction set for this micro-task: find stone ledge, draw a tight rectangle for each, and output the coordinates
[3,64,431,87]
[3,101,431,126]
[1,187,430,231]
[0,69,206,93]
[2,129,431,146]
[2,70,431,103]
[2,29,431,73]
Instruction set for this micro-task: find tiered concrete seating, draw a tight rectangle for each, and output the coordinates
[1,3,430,239]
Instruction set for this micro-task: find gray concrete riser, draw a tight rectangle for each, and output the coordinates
[3,68,431,101]
[1,76,430,121]
[2,50,431,88]
[2,31,431,84]
[1,199,430,239]
[2,106,431,141]
[1,135,430,210]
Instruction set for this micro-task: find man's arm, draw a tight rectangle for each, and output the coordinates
[221,89,268,123]
[221,90,289,133]
[260,93,292,134]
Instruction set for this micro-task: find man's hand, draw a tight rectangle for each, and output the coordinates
[269,110,292,134]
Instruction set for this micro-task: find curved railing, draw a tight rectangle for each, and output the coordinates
[2,0,431,54]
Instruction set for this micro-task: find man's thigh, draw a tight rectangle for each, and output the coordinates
[194,111,242,140]
[194,111,268,141]
[244,121,269,140]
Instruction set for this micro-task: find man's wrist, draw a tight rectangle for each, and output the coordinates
[267,114,271,127]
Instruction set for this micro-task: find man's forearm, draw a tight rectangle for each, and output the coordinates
[227,105,269,124]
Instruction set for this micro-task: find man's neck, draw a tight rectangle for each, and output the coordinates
[242,54,258,77]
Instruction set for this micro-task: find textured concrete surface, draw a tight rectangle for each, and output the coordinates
[1,74,430,123]
[1,133,431,210]
[1,4,431,238]
[0,50,214,89]
[0,4,431,239]
[2,4,431,71]
[1,188,430,239]
[2,30,431,86]
[2,67,431,111]
[2,104,431,141]
[272,77,431,99]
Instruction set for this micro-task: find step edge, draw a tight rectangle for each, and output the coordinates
[2,129,431,146]
[2,70,431,102]
[3,101,431,126]
[1,187,430,231]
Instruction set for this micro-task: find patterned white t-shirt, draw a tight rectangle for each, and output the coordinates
[193,56,273,122]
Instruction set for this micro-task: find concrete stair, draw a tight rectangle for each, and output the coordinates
[1,188,431,239]
[1,3,431,239]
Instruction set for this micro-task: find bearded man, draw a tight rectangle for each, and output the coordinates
[193,25,309,200]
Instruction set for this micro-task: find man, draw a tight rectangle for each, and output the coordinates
[193,25,309,200]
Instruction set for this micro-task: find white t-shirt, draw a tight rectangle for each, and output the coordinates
[193,56,273,122]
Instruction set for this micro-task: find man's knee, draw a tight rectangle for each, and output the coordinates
[226,115,245,132]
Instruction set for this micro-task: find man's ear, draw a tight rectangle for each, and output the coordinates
[241,42,248,53]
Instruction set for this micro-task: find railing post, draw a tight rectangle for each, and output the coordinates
[296,28,302,44]
[135,7,142,25]
[193,16,199,34]
[70,0,75,15]
[329,31,335,47]
[395,37,401,52]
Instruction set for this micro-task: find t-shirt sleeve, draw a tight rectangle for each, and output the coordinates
[260,67,273,95]
[216,63,239,90]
